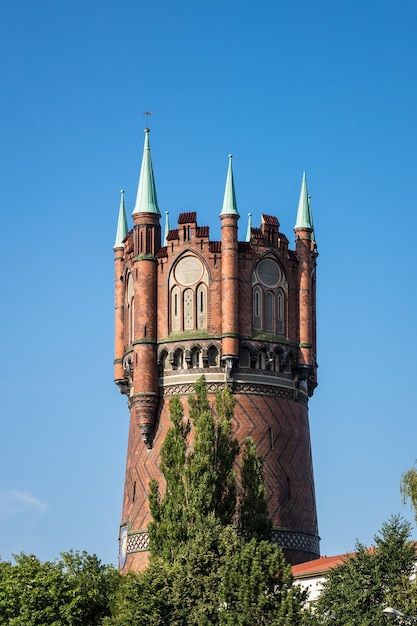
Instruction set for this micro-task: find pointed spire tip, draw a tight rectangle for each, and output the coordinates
[220,152,239,217]
[114,187,128,248]
[294,171,313,231]
[132,126,160,216]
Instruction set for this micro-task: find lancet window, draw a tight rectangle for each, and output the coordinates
[252,256,287,336]
[168,254,209,333]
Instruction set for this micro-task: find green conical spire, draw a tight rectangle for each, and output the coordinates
[132,129,160,216]
[114,189,128,248]
[246,212,252,242]
[294,172,313,230]
[220,154,239,217]
[164,211,170,246]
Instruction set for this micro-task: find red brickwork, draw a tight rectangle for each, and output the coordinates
[115,206,319,571]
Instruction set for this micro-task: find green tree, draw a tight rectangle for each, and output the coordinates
[148,393,191,561]
[220,537,305,626]
[166,517,240,626]
[103,558,174,626]
[239,436,272,540]
[0,551,119,626]
[58,550,120,625]
[107,518,305,626]
[148,378,239,560]
[401,461,417,525]
[303,515,415,626]
[108,377,304,625]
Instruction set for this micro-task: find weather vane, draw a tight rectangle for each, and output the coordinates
[143,111,152,129]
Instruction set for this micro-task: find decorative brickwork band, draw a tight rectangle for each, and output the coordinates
[125,528,319,557]
[130,394,159,448]
[163,381,223,396]
[162,381,308,405]
[126,530,150,553]
[271,528,320,557]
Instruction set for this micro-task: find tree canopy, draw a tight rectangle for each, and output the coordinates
[302,515,416,626]
[107,517,306,626]
[108,377,305,625]
[148,377,271,560]
[401,461,417,526]
[0,550,119,626]
[1,379,305,625]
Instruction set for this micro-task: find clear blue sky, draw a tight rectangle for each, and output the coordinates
[1,0,417,566]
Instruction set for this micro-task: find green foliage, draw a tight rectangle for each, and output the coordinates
[0,550,119,626]
[148,394,191,561]
[303,515,415,626]
[107,519,303,626]
[401,461,417,525]
[148,378,240,560]
[167,517,240,626]
[239,437,272,540]
[111,377,304,625]
[220,538,306,626]
[103,559,174,626]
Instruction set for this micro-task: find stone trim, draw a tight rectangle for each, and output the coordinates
[125,528,319,557]
[271,528,320,557]
[162,379,309,405]
[126,531,150,553]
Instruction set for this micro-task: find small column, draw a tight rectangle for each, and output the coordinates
[114,190,128,385]
[220,155,240,379]
[294,173,315,372]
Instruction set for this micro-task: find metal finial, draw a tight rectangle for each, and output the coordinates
[143,111,152,129]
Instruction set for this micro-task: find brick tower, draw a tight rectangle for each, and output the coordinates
[114,129,320,571]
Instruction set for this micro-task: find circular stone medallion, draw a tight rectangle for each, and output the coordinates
[175,256,203,286]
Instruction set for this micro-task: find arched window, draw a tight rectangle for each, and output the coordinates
[277,289,284,335]
[253,286,262,330]
[208,346,219,366]
[239,348,251,368]
[191,347,201,368]
[265,292,274,332]
[252,256,287,336]
[173,348,184,370]
[196,284,207,330]
[183,289,194,330]
[171,286,180,332]
[169,254,209,333]
[257,348,268,370]
[159,350,170,373]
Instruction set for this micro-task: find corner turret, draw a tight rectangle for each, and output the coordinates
[114,189,128,385]
[294,172,317,393]
[131,129,161,446]
[220,155,240,378]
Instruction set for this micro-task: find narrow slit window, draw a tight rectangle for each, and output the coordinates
[171,287,180,332]
[197,284,207,330]
[277,289,284,334]
[253,287,262,330]
[265,292,274,332]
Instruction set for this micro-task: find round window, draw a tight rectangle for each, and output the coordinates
[257,258,280,287]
